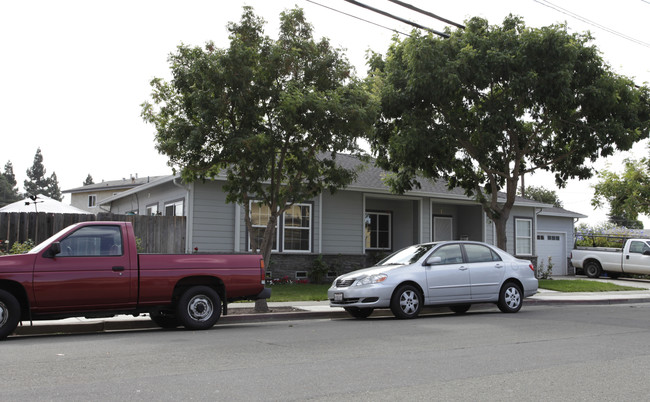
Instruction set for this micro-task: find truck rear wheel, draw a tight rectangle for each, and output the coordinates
[584,261,602,278]
[176,286,221,330]
[0,289,21,340]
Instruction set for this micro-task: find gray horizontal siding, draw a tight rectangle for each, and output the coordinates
[321,191,363,254]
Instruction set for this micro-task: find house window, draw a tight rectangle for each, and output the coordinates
[365,212,391,250]
[248,202,312,253]
[88,195,97,208]
[283,204,311,252]
[165,200,184,216]
[515,218,533,255]
[146,204,159,216]
[249,202,278,252]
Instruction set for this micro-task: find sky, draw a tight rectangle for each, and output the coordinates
[1,0,649,226]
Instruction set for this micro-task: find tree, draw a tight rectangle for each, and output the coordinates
[367,15,650,251]
[142,6,376,300]
[83,174,94,186]
[518,185,563,208]
[592,158,650,224]
[24,148,63,201]
[0,161,21,207]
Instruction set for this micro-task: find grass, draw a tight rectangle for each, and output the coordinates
[268,283,331,302]
[538,279,639,292]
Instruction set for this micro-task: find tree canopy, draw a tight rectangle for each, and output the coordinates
[142,6,376,267]
[24,148,63,201]
[367,15,650,250]
[519,185,563,208]
[0,161,21,207]
[592,157,650,225]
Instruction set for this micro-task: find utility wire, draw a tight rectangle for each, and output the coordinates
[305,0,411,37]
[388,0,465,29]
[534,0,650,49]
[343,0,450,38]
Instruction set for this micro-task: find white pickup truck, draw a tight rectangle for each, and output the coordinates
[571,239,650,278]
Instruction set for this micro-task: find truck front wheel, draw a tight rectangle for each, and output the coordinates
[0,289,21,340]
[584,261,602,278]
[176,286,221,330]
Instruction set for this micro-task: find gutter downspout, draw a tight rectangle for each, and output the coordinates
[173,176,192,253]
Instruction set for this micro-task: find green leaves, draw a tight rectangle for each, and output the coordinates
[368,14,650,249]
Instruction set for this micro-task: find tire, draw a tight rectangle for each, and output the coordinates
[0,289,21,340]
[584,261,602,278]
[497,282,523,313]
[344,307,374,319]
[150,309,180,329]
[390,284,422,319]
[176,286,221,330]
[449,304,471,314]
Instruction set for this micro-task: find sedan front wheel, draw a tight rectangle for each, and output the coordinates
[390,284,422,319]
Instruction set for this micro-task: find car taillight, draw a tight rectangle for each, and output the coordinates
[529,264,535,272]
[260,259,265,285]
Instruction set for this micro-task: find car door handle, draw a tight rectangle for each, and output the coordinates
[459,266,468,271]
[112,266,125,272]
[495,264,503,269]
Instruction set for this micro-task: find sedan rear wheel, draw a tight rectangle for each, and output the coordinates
[390,284,422,319]
[497,282,523,313]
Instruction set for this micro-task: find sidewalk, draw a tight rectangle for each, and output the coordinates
[12,277,650,338]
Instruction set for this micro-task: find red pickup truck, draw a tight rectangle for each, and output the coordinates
[0,221,270,339]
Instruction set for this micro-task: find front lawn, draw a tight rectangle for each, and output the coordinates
[268,283,331,302]
[537,279,639,292]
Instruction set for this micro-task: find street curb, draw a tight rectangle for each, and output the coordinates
[11,297,650,338]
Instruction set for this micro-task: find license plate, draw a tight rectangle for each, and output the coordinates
[334,293,343,302]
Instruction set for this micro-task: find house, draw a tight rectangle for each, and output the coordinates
[63,175,165,213]
[97,155,586,278]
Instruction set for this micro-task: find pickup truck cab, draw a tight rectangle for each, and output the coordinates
[0,221,270,339]
[571,239,650,278]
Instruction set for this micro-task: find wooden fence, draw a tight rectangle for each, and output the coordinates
[0,212,186,254]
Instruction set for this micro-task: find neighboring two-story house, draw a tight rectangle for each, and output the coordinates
[63,175,165,213]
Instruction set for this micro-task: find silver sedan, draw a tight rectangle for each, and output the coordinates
[328,241,538,319]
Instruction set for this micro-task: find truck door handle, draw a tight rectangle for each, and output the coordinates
[112,266,125,272]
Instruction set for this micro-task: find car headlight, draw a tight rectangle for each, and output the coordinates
[354,274,388,286]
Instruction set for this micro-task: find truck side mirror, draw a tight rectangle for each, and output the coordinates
[643,250,650,256]
[44,242,61,258]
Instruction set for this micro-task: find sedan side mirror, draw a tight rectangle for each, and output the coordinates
[44,242,61,258]
[424,256,442,266]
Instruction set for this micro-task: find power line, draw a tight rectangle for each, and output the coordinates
[305,0,412,37]
[343,0,450,38]
[534,0,650,49]
[388,0,465,29]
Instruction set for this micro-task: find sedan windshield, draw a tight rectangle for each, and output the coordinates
[377,244,436,266]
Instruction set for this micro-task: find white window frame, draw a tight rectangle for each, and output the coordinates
[515,218,533,256]
[283,203,312,253]
[88,194,97,208]
[365,211,392,250]
[146,203,159,216]
[164,200,184,216]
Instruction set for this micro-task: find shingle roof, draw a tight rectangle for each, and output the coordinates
[63,176,166,194]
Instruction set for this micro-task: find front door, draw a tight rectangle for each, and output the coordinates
[424,243,471,302]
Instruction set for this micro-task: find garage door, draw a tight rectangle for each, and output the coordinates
[536,232,566,276]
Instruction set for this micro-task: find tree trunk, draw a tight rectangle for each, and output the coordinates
[493,216,508,252]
